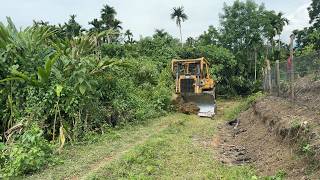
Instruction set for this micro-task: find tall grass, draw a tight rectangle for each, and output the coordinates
[224,92,265,120]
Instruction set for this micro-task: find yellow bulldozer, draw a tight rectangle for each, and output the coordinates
[171,57,217,117]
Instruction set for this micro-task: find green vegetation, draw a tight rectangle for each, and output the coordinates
[24,114,183,179]
[24,100,257,179]
[0,0,319,178]
[225,92,265,120]
[0,18,173,177]
[87,112,256,179]
[259,170,287,180]
[294,0,320,53]
[1,124,56,177]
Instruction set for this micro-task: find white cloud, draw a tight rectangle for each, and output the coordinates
[282,2,311,42]
[110,0,231,40]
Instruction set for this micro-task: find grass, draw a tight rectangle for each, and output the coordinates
[26,97,268,180]
[87,100,256,179]
[25,114,181,179]
[224,92,264,120]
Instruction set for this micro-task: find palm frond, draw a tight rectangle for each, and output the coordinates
[170,6,188,25]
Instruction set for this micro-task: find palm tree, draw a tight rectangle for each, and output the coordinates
[124,29,134,44]
[275,12,289,51]
[154,29,169,38]
[101,5,117,26]
[170,6,188,46]
[64,15,82,39]
[32,20,49,27]
[186,37,195,47]
[89,18,102,33]
[111,19,122,30]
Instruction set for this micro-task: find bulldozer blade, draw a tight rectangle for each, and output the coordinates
[182,94,216,117]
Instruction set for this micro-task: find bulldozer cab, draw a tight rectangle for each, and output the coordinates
[174,61,208,76]
[172,58,209,75]
[171,57,215,94]
[172,57,216,117]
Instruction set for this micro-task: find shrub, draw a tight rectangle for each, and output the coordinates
[101,43,126,58]
[1,124,55,177]
[225,92,264,120]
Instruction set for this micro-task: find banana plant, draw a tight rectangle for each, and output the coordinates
[90,58,129,75]
[0,52,61,86]
[37,52,60,84]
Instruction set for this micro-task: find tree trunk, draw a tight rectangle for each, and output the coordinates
[271,40,274,55]
[254,47,257,81]
[271,40,274,60]
[107,34,111,44]
[278,34,281,51]
[179,24,183,47]
[266,42,269,59]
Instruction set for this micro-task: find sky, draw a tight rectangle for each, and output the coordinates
[0,0,312,42]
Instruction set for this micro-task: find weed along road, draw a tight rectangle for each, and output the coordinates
[26,100,256,179]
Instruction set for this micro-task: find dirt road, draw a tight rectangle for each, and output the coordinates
[27,100,257,179]
[26,97,317,180]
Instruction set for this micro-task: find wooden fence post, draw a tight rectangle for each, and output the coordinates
[262,67,266,91]
[266,59,272,93]
[275,60,280,96]
[290,34,295,101]
[254,47,257,81]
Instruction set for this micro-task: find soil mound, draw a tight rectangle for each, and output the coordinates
[215,96,320,179]
[172,94,200,115]
[177,102,200,115]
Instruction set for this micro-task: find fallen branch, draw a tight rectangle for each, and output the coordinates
[5,123,24,143]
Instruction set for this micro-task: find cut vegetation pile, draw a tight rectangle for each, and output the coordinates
[215,89,320,179]
[172,95,200,115]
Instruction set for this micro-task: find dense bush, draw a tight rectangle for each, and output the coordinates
[101,43,126,59]
[0,20,173,177]
[100,35,180,69]
[0,124,55,177]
